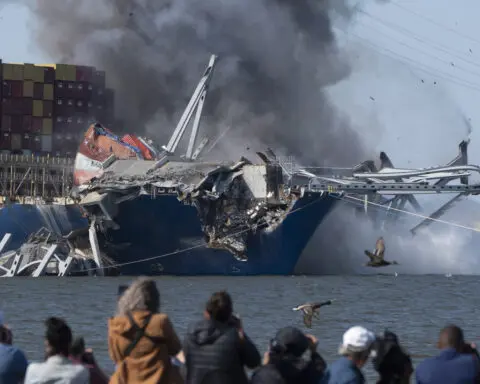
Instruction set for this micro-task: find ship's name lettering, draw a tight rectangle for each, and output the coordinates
[90,160,102,168]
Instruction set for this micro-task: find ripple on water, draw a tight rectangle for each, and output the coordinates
[2,275,480,381]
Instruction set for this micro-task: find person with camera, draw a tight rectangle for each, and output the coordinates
[416,324,480,384]
[250,326,326,384]
[0,311,28,384]
[370,330,413,384]
[69,337,109,384]
[321,325,375,384]
[183,290,261,384]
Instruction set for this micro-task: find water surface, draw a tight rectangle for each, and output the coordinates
[2,274,479,381]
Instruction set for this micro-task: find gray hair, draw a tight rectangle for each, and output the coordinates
[116,277,160,316]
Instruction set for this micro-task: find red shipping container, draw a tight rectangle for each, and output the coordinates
[2,81,12,98]
[43,100,53,117]
[31,117,42,133]
[44,67,55,84]
[10,115,22,133]
[33,82,43,99]
[0,132,10,150]
[76,66,94,82]
[22,115,32,132]
[10,81,23,98]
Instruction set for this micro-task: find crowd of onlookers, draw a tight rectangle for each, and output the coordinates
[1,276,480,383]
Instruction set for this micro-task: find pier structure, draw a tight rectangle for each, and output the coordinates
[0,153,75,205]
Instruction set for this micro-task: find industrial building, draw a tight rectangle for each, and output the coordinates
[0,61,115,157]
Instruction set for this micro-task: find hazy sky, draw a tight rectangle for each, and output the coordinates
[0,0,479,165]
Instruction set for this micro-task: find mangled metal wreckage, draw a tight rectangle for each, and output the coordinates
[0,227,114,277]
[76,155,298,262]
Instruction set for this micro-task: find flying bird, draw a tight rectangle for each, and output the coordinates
[292,300,335,328]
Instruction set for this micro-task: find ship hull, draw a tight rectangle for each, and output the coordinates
[0,204,88,251]
[97,192,337,276]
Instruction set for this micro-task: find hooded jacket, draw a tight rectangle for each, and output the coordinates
[183,318,261,384]
[108,311,183,384]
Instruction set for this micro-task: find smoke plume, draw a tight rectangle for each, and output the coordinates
[21,0,381,166]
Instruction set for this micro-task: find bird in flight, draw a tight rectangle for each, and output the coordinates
[292,300,335,328]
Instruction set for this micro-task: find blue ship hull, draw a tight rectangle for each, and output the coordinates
[98,192,337,276]
[0,204,88,251]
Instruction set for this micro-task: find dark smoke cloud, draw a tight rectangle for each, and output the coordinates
[21,0,383,166]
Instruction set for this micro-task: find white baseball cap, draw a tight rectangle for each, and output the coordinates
[341,326,375,352]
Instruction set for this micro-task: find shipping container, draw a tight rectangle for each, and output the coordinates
[2,81,11,98]
[76,65,94,82]
[93,70,106,88]
[1,115,11,132]
[11,133,21,150]
[43,83,54,100]
[33,82,43,99]
[2,98,23,115]
[22,98,33,115]
[22,115,32,132]
[42,118,53,135]
[55,64,76,82]
[23,80,34,97]
[41,134,52,152]
[23,64,35,81]
[11,65,24,81]
[8,80,23,98]
[22,133,32,150]
[33,100,43,117]
[44,67,54,84]
[2,64,13,80]
[32,134,41,151]
[0,132,10,150]
[33,66,45,83]
[31,117,42,133]
[43,100,53,117]
[10,115,22,133]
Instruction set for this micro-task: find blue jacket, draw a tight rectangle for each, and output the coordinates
[320,357,365,384]
[0,343,28,384]
[416,348,479,384]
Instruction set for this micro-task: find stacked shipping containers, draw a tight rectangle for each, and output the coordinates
[0,62,115,156]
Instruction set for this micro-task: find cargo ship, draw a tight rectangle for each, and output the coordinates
[72,55,480,276]
[0,61,114,252]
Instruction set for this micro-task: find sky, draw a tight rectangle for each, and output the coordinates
[1,0,480,166]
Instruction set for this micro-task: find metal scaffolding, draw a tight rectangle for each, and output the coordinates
[0,154,75,204]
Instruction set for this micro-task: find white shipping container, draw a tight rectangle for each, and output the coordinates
[41,134,52,152]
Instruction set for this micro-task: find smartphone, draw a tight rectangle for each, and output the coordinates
[118,285,129,297]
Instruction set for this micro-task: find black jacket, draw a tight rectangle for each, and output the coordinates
[183,319,261,384]
[251,351,326,384]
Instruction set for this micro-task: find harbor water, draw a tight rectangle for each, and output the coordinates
[2,274,479,382]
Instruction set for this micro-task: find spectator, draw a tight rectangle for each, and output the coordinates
[250,326,326,384]
[0,311,28,384]
[69,337,109,384]
[370,330,413,384]
[24,317,89,384]
[321,325,375,384]
[416,324,480,384]
[183,290,261,384]
[109,277,183,384]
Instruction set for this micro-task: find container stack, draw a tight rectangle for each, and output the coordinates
[0,61,115,157]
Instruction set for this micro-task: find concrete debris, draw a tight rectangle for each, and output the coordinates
[76,158,297,262]
[0,227,115,277]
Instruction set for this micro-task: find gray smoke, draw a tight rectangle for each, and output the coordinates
[20,0,386,166]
